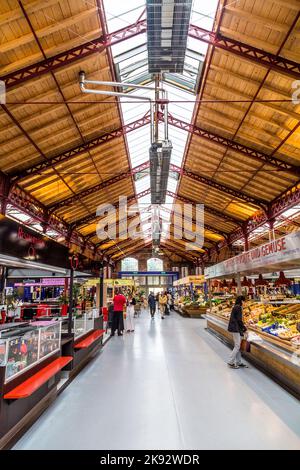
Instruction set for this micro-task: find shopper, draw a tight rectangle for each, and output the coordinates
[125,295,136,333]
[148,292,156,319]
[166,291,172,315]
[159,292,168,319]
[111,289,127,337]
[227,295,248,369]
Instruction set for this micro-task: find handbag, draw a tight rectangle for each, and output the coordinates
[240,337,251,353]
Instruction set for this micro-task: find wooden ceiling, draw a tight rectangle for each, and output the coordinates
[0,0,300,265]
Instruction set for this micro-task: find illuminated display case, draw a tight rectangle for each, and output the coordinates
[1,321,61,383]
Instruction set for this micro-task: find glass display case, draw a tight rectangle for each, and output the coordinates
[74,314,94,340]
[0,340,6,366]
[61,313,95,340]
[39,323,61,359]
[1,321,61,383]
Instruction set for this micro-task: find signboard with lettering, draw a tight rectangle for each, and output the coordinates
[205,232,300,279]
[0,216,69,268]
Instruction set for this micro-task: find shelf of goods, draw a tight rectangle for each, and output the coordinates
[206,299,300,398]
[0,321,68,449]
[0,310,104,449]
[173,275,207,318]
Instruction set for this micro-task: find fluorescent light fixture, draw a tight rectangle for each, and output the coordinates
[161,29,172,38]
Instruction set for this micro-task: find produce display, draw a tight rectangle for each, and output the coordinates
[210,300,300,345]
[174,294,208,310]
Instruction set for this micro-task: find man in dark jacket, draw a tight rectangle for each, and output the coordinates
[148,292,156,319]
[227,295,248,369]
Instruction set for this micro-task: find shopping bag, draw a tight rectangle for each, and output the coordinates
[240,338,251,353]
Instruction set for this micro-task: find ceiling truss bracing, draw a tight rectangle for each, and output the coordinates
[3,17,300,93]
[6,184,90,249]
[162,205,227,238]
[72,189,151,229]
[170,164,267,210]
[41,157,265,217]
[13,106,298,199]
[48,161,150,211]
[166,114,300,175]
[166,191,242,226]
[188,23,300,80]
[2,19,147,90]
[13,114,152,181]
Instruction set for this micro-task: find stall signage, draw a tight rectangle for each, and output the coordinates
[41,278,65,286]
[14,278,65,287]
[205,232,300,279]
[0,216,69,268]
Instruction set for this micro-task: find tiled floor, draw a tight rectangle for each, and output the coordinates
[13,311,300,450]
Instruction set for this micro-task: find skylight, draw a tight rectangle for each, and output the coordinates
[103,0,220,248]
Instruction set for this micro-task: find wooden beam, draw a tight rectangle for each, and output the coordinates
[0,0,60,26]
[224,5,289,33]
[0,6,99,54]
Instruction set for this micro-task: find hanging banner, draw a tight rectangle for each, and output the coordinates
[205,232,300,279]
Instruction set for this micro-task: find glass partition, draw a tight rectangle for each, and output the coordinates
[3,322,61,383]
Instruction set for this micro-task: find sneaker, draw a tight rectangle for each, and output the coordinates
[237,363,248,368]
[227,363,239,369]
[161,316,165,319]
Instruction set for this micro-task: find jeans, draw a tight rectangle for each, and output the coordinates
[149,306,156,317]
[228,333,242,365]
[111,311,123,335]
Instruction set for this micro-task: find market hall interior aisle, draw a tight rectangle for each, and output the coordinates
[13,313,300,450]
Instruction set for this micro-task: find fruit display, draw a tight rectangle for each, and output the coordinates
[210,300,300,343]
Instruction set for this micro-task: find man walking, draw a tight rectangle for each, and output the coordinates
[148,292,156,319]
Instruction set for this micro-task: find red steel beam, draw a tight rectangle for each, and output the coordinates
[162,205,227,238]
[204,183,300,259]
[3,19,299,91]
[2,19,147,90]
[167,114,300,175]
[167,190,242,226]
[110,241,153,260]
[72,189,151,229]
[48,161,150,211]
[170,163,267,210]
[5,184,97,253]
[188,23,300,80]
[13,114,151,181]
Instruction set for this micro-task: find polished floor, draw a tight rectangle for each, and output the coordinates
[14,311,300,450]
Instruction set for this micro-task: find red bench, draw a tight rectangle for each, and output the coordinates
[74,330,104,349]
[4,356,73,400]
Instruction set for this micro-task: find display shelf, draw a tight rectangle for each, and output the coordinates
[206,312,300,398]
[4,356,73,399]
[74,330,105,349]
[2,321,62,383]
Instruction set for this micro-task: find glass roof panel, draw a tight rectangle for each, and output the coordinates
[103,0,220,248]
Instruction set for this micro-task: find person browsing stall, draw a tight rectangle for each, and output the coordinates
[227,295,248,369]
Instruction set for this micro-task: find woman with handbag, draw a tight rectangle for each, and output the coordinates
[227,295,248,369]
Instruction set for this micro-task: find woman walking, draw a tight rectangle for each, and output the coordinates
[125,294,136,333]
[159,292,168,319]
[227,295,248,369]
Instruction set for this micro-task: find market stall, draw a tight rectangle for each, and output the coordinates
[173,275,207,317]
[205,232,300,398]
